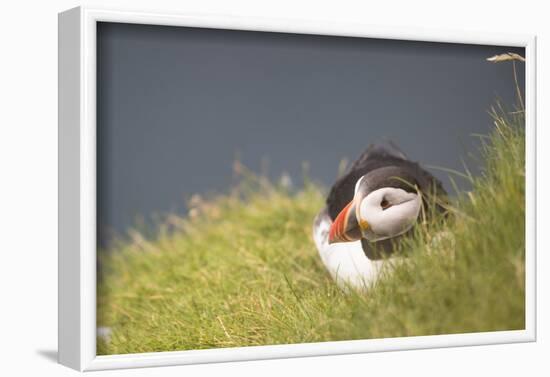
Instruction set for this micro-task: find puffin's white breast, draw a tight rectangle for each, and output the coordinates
[313,210,386,290]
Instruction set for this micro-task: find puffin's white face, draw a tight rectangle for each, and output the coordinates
[356,187,421,242]
[328,175,422,244]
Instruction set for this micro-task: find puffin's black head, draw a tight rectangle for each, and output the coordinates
[329,166,423,244]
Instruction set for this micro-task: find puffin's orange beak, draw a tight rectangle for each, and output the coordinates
[329,199,366,244]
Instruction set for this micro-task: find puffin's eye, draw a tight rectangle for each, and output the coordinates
[380,198,391,210]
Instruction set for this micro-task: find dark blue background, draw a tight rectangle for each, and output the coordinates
[97,22,525,246]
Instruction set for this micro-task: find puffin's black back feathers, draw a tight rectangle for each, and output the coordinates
[326,143,446,220]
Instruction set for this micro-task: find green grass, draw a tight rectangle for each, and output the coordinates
[97,107,525,355]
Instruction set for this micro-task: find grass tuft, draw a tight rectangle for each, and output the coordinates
[97,106,525,355]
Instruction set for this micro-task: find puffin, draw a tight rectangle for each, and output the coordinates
[313,143,447,290]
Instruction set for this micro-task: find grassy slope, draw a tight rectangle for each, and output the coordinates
[97,109,525,355]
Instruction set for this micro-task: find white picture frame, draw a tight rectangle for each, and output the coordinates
[58,5,537,371]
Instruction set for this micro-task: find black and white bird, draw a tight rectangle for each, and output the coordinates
[313,143,447,289]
